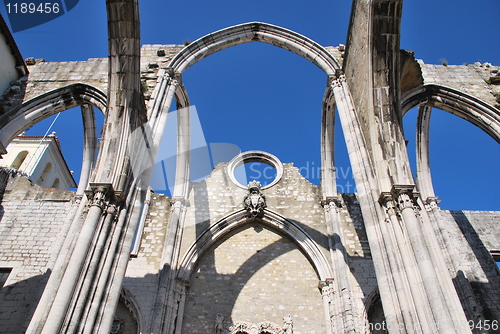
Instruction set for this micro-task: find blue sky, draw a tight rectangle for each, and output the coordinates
[2,0,499,210]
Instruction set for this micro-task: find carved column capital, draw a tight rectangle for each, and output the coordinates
[319,279,335,294]
[424,196,440,211]
[165,67,182,83]
[378,192,398,216]
[86,183,113,209]
[391,185,420,211]
[170,197,189,211]
[321,196,342,212]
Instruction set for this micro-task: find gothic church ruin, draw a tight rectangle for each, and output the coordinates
[0,1,499,333]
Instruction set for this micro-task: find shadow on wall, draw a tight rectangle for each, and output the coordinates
[0,270,51,333]
[450,211,500,326]
[123,220,327,333]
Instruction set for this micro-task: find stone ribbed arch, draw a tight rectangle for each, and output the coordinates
[0,83,106,144]
[168,21,341,75]
[149,22,344,200]
[174,208,334,333]
[146,24,345,334]
[321,85,337,199]
[178,209,333,282]
[402,84,500,199]
[0,83,106,194]
[402,84,500,142]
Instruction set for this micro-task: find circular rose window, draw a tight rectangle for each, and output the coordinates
[227,151,283,189]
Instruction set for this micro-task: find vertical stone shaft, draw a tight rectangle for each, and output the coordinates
[377,204,422,334]
[76,104,97,196]
[332,76,405,331]
[93,0,143,190]
[383,198,434,333]
[25,196,88,334]
[39,189,108,334]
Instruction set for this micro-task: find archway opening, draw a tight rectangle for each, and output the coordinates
[23,106,104,191]
[38,162,52,185]
[181,42,326,186]
[404,107,500,210]
[181,222,325,334]
[10,150,28,169]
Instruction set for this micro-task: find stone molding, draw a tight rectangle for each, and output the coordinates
[177,208,333,283]
[243,181,267,217]
[227,150,283,190]
[168,21,341,75]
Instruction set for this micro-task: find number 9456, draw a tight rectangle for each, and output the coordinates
[469,320,499,331]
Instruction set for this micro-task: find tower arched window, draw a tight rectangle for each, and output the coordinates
[10,151,28,169]
[38,162,52,185]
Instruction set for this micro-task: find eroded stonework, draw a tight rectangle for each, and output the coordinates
[0,2,500,334]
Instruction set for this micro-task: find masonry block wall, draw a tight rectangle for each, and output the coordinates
[182,223,325,333]
[0,163,500,332]
[0,171,77,334]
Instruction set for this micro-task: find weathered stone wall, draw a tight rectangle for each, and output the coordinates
[19,44,185,103]
[342,0,374,153]
[437,210,500,323]
[420,62,500,109]
[0,172,76,334]
[452,210,500,253]
[122,191,171,331]
[182,223,325,334]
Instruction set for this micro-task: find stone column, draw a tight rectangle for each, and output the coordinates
[76,104,97,196]
[39,184,112,334]
[323,198,364,333]
[391,185,470,334]
[332,74,406,332]
[379,192,433,333]
[320,280,334,334]
[67,203,118,333]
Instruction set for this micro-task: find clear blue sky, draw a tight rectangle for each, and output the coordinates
[2,0,499,210]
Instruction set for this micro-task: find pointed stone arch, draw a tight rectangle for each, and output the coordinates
[0,83,106,195]
[168,21,341,75]
[402,84,500,199]
[177,209,334,282]
[176,208,332,333]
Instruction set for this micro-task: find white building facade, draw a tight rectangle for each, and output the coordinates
[0,133,76,190]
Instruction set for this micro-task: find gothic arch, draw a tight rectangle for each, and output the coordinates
[176,208,332,333]
[148,22,347,198]
[0,83,106,144]
[10,150,28,169]
[168,21,341,75]
[402,84,500,199]
[0,83,106,194]
[116,287,142,334]
[402,84,500,142]
[178,208,333,283]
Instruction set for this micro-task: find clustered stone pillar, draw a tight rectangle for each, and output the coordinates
[330,65,471,332]
[322,198,364,333]
[377,185,470,333]
[36,184,114,333]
